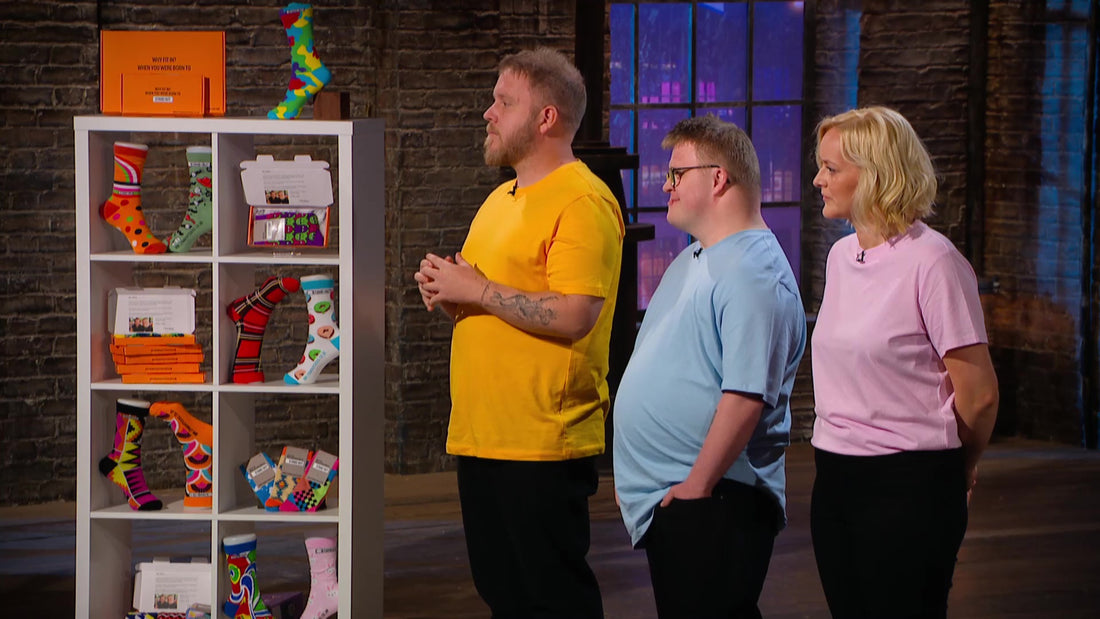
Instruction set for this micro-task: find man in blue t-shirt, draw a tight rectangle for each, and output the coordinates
[613,115,807,619]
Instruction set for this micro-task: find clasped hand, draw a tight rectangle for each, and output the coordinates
[414,252,486,312]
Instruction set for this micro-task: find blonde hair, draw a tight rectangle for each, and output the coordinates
[499,47,586,138]
[815,106,936,238]
[662,115,761,199]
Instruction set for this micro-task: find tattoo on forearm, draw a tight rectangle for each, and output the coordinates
[488,291,557,326]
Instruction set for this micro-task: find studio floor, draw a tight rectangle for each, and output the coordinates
[2,439,1099,618]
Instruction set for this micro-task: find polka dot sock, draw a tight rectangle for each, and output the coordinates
[285,274,340,385]
[100,142,166,254]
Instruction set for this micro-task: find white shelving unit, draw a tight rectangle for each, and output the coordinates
[73,115,384,619]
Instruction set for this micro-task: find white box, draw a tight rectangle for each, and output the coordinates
[108,287,196,335]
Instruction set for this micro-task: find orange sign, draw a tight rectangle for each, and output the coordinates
[101,30,226,116]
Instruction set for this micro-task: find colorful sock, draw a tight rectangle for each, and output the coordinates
[300,537,339,619]
[284,275,340,385]
[167,146,213,253]
[98,398,163,511]
[280,450,338,512]
[240,451,280,511]
[268,3,332,120]
[228,276,301,384]
[270,446,312,509]
[150,401,213,510]
[100,142,166,254]
[222,533,273,619]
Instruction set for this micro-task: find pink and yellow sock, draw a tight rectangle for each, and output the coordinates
[98,398,162,511]
[268,3,332,120]
[285,274,340,385]
[150,401,213,510]
[100,142,166,254]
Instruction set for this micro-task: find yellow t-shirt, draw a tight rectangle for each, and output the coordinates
[447,160,625,460]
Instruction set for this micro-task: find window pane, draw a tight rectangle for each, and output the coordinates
[639,3,691,103]
[753,1,804,101]
[753,105,801,204]
[637,210,690,309]
[610,109,636,210]
[610,4,635,105]
[639,108,691,208]
[699,105,747,130]
[762,206,801,286]
[697,3,748,103]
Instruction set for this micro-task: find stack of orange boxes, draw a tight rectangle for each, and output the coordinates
[110,334,205,384]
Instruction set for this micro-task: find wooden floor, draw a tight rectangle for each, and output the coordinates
[2,438,1099,618]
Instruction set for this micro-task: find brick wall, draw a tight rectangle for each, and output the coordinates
[0,1,1093,504]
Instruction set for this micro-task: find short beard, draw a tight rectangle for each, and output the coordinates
[483,115,539,167]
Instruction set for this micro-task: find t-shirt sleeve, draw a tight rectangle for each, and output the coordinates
[919,249,989,357]
[715,273,795,408]
[546,195,624,297]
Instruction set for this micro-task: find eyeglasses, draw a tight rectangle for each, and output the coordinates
[666,165,721,188]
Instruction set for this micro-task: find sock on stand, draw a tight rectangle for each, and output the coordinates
[299,537,339,619]
[285,274,340,385]
[270,446,312,508]
[149,401,213,510]
[228,276,300,384]
[167,146,213,253]
[240,451,280,511]
[222,533,273,619]
[268,3,332,120]
[98,398,163,511]
[100,142,166,254]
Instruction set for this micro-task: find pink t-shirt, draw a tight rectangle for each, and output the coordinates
[811,221,988,456]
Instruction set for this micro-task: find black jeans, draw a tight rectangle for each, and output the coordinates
[456,455,603,619]
[642,478,780,619]
[811,447,968,619]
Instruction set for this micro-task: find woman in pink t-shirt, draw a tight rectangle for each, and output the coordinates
[809,106,999,619]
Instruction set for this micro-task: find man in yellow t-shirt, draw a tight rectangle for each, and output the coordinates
[415,47,624,619]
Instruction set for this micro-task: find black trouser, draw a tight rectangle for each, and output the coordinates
[456,455,603,619]
[811,447,969,619]
[641,478,780,619]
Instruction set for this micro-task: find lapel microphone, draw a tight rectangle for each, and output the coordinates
[856,250,866,263]
[693,247,703,259]
[508,182,517,196]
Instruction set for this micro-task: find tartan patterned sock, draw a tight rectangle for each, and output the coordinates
[228,276,300,384]
[150,401,213,510]
[100,142,167,254]
[98,398,163,511]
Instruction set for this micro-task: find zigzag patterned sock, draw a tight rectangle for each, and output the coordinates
[228,276,300,384]
[150,401,213,510]
[269,446,312,509]
[98,398,162,511]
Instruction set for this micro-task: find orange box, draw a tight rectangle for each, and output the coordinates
[121,72,207,117]
[100,30,226,116]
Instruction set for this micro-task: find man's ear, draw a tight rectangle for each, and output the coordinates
[537,105,560,136]
[712,167,731,195]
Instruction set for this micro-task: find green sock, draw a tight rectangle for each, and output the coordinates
[167,146,213,253]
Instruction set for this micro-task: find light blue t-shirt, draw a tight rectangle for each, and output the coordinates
[613,228,806,547]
